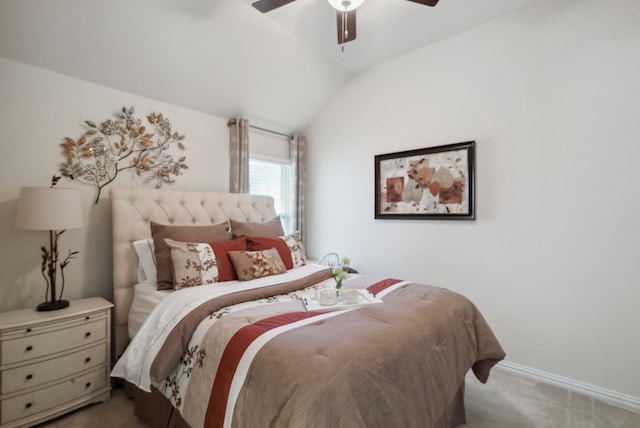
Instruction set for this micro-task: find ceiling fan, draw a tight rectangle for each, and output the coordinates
[252,0,440,45]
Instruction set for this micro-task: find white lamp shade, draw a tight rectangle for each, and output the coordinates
[327,0,365,11]
[15,187,84,231]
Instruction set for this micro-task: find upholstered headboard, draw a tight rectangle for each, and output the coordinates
[110,187,278,357]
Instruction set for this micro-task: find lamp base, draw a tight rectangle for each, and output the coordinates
[37,300,70,311]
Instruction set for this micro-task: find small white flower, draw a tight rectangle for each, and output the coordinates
[331,256,351,288]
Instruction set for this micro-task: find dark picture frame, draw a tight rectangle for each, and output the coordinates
[375,141,475,220]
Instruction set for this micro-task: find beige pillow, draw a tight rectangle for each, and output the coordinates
[151,221,231,290]
[229,217,284,238]
[165,239,219,290]
[228,248,287,281]
[281,231,306,268]
[165,237,247,289]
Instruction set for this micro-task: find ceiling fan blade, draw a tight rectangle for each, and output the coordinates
[406,0,440,6]
[336,10,357,45]
[252,0,297,13]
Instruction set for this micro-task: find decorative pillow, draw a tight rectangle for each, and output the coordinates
[133,238,156,283]
[229,217,284,238]
[209,237,247,281]
[165,237,247,289]
[151,221,231,290]
[245,236,294,269]
[165,239,218,289]
[228,248,287,281]
[281,231,306,268]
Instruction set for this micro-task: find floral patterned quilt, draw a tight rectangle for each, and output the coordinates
[112,264,505,428]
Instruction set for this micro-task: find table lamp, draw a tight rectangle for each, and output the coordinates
[15,186,83,311]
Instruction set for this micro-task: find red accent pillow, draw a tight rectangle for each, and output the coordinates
[209,237,247,281]
[245,236,294,270]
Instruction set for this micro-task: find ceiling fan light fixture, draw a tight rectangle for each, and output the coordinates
[327,0,364,12]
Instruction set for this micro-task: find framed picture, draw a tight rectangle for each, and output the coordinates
[374,141,475,220]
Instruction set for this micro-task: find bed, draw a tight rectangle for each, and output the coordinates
[109,187,505,428]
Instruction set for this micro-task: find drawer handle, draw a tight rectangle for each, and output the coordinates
[85,316,90,320]
[85,382,92,388]
[26,328,31,333]
[25,402,32,409]
[85,357,91,363]
[26,345,33,351]
[85,332,91,338]
[26,374,33,380]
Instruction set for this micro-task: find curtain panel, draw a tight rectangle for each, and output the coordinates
[228,118,250,193]
[291,134,307,243]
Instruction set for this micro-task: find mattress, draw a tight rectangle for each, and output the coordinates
[128,281,172,339]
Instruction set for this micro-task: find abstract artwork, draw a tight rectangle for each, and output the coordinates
[374,141,475,220]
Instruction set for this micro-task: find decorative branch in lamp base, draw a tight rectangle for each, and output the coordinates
[59,107,188,203]
[37,228,78,312]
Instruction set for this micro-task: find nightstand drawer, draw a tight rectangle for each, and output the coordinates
[1,342,107,395]
[1,366,106,425]
[0,297,113,427]
[1,320,106,366]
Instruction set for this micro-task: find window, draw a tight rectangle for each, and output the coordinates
[249,158,294,233]
[248,130,295,234]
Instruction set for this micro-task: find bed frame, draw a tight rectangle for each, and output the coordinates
[110,187,277,358]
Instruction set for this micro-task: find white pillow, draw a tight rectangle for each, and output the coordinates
[133,239,157,283]
[281,231,307,268]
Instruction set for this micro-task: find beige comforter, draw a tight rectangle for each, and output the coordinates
[143,272,505,428]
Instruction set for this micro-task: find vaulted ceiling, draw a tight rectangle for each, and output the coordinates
[0,0,546,131]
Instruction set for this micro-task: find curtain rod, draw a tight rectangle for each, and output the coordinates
[228,119,293,140]
[251,125,293,140]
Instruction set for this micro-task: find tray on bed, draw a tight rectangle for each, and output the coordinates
[302,289,383,312]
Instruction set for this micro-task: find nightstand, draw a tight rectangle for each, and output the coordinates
[0,297,113,428]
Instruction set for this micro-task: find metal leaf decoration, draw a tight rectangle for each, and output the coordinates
[58,107,188,203]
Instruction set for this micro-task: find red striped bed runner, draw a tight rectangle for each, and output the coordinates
[204,311,324,427]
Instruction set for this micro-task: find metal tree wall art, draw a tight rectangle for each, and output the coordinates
[59,106,188,203]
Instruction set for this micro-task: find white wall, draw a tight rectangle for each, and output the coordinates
[306,0,640,399]
[0,57,230,312]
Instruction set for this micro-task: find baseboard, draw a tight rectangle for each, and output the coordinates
[497,361,640,414]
